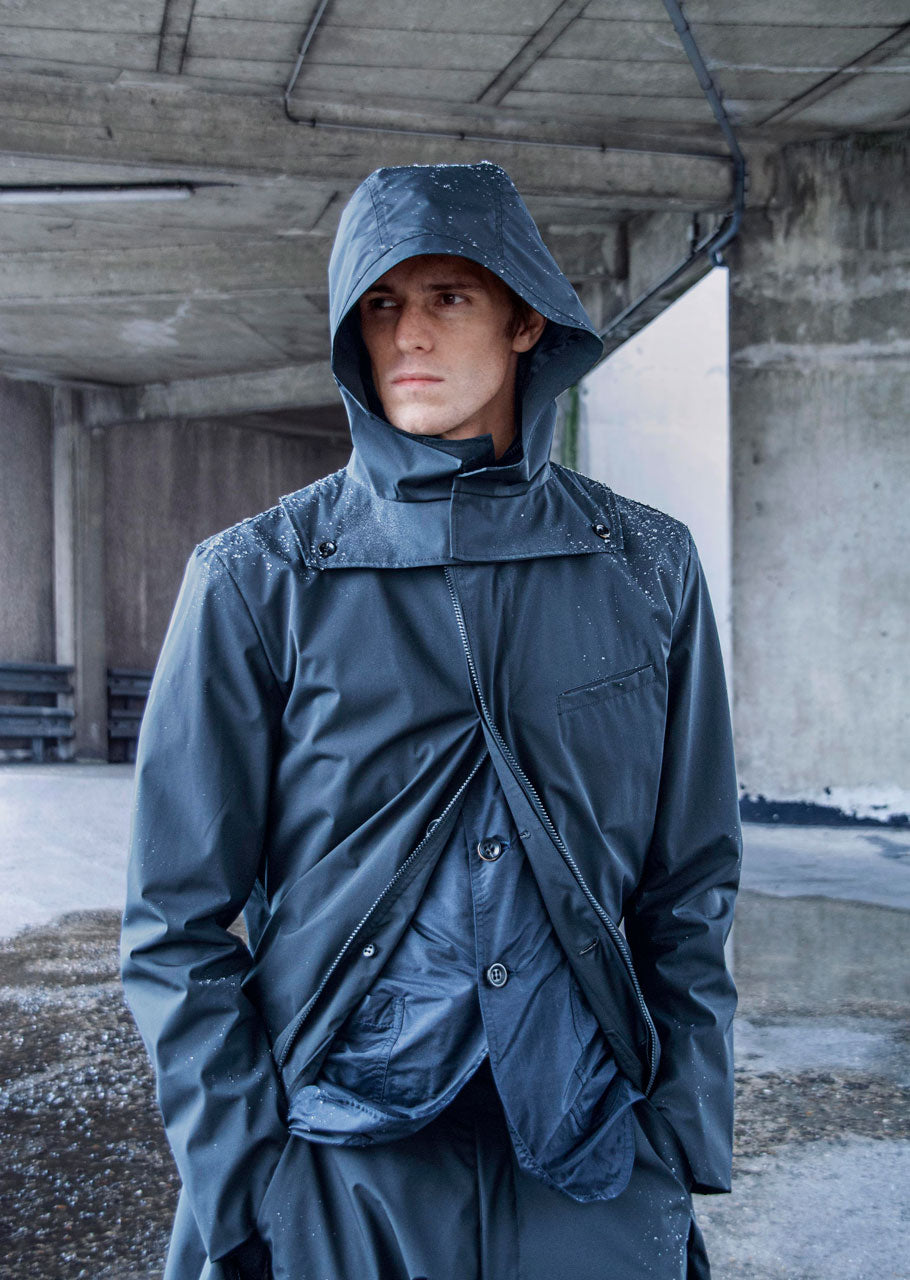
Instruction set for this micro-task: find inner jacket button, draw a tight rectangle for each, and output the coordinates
[592,521,610,540]
[317,539,337,557]
[476,836,504,862]
[485,962,509,988]
[362,942,376,958]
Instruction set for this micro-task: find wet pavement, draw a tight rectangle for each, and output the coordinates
[0,907,908,1279]
[702,993,910,1280]
[2,767,909,1278]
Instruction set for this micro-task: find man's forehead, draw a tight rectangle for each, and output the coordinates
[364,254,503,292]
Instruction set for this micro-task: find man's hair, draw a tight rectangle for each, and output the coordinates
[503,284,538,340]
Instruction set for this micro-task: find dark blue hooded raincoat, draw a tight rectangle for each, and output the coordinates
[121,161,742,1280]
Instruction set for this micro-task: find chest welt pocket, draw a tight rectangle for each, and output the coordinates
[556,661,656,716]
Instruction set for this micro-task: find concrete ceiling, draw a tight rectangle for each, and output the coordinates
[0,0,908,409]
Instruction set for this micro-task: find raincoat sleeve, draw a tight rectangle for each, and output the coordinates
[120,543,288,1263]
[624,530,742,1195]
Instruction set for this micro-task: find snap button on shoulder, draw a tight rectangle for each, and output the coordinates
[362,942,376,958]
[592,521,611,540]
[476,836,504,862]
[317,539,337,557]
[485,962,509,988]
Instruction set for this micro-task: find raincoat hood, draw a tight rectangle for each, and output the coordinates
[328,161,604,504]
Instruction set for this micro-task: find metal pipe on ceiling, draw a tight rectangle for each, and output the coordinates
[285,111,725,160]
[0,183,198,205]
[598,0,748,347]
[284,0,334,121]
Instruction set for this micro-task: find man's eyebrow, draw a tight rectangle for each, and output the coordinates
[422,279,482,291]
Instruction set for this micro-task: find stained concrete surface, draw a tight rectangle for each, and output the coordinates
[734,823,910,1015]
[735,1016,910,1085]
[1,766,908,1278]
[700,1140,910,1280]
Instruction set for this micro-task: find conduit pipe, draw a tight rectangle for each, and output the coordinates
[598,0,748,347]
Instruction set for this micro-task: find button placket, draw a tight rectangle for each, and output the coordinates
[463,774,518,1005]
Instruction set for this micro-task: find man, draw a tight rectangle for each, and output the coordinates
[121,161,742,1280]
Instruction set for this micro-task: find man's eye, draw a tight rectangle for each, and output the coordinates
[439,293,467,306]
[368,297,397,310]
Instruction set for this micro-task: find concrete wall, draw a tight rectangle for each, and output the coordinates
[104,413,351,669]
[728,131,910,822]
[0,376,55,661]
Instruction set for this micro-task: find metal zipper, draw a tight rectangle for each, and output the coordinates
[443,564,659,1094]
[275,746,488,1071]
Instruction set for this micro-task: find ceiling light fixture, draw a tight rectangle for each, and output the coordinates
[0,183,197,205]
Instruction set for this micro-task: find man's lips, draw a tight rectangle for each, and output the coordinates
[390,373,444,386]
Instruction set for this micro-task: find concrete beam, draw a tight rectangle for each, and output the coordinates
[0,71,734,211]
[0,238,328,302]
[80,361,338,425]
[157,0,196,75]
[52,389,108,760]
[477,0,591,106]
[754,21,910,128]
[134,362,338,420]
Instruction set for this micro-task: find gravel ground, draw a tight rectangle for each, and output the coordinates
[733,1067,910,1155]
[0,911,177,1279]
[1,910,908,1279]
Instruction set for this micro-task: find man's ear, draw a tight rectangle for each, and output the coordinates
[511,308,547,354]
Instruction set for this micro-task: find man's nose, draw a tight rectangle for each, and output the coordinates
[394,302,433,352]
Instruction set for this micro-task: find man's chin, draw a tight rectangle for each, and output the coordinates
[388,414,461,439]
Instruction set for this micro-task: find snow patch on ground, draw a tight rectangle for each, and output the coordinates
[0,764,134,940]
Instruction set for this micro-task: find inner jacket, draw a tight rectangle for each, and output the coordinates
[120,161,743,1278]
[295,745,641,1205]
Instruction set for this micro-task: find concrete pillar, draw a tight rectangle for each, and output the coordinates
[727,131,910,822]
[0,376,55,660]
[53,390,108,760]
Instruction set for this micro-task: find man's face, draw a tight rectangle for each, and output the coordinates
[357,254,544,447]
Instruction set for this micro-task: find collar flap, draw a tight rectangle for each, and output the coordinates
[280,466,624,572]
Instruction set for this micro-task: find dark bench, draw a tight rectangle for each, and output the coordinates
[0,661,75,762]
[107,667,153,762]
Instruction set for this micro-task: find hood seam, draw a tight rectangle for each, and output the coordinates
[366,173,387,246]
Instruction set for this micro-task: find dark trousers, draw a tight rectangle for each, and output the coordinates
[257,1058,708,1280]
